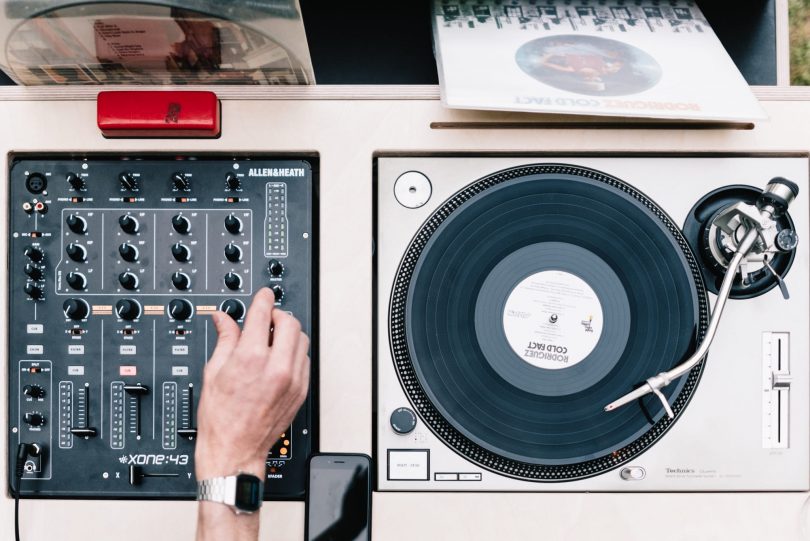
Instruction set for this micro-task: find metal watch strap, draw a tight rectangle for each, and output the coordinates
[197,477,228,504]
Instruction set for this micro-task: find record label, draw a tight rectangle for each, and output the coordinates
[502,270,603,369]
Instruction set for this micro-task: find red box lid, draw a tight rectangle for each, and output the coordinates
[97,91,220,138]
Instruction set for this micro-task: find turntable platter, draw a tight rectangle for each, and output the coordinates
[389,164,709,481]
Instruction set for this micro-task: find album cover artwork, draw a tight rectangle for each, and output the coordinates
[433,0,766,121]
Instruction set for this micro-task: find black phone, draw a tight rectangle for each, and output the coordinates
[305,453,372,541]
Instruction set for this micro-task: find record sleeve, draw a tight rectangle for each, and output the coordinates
[432,0,766,122]
[0,0,314,85]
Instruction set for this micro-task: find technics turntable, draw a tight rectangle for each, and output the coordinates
[375,156,809,492]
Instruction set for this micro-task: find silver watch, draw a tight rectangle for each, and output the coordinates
[197,472,264,514]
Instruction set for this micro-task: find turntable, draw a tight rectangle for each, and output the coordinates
[375,156,809,491]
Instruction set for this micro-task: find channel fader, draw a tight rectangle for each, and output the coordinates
[7,155,317,499]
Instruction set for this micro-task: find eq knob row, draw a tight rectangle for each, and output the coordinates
[65,172,241,192]
[62,298,252,321]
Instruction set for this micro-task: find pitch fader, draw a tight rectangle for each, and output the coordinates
[7,155,317,499]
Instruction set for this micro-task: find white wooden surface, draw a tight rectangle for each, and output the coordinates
[1,93,810,539]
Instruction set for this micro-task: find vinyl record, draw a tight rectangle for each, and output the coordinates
[389,164,709,481]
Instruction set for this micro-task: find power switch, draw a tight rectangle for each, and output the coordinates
[762,332,791,449]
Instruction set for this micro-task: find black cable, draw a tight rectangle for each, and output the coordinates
[14,443,33,541]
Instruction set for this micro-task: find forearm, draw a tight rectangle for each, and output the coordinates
[196,502,260,541]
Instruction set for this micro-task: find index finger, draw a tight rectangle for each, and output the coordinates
[239,287,276,349]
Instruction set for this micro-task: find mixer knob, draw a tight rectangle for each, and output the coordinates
[171,243,191,263]
[23,385,45,399]
[172,215,191,235]
[224,214,242,234]
[63,298,90,320]
[24,264,43,281]
[66,243,87,263]
[24,283,43,300]
[119,215,140,234]
[224,243,242,263]
[66,172,85,191]
[168,299,193,321]
[172,172,191,192]
[119,243,139,263]
[225,172,241,191]
[66,272,87,291]
[268,259,285,277]
[119,172,138,191]
[66,214,88,235]
[23,412,46,427]
[224,272,242,291]
[118,272,139,290]
[271,285,285,303]
[116,299,141,321]
[171,272,191,291]
[24,246,44,263]
[220,299,245,321]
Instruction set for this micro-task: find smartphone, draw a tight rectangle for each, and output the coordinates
[306,453,372,541]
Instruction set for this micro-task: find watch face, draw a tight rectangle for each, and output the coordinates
[234,474,263,512]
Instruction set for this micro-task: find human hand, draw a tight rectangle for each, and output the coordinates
[194,287,311,481]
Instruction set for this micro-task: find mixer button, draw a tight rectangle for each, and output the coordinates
[224,214,242,234]
[119,215,139,234]
[116,299,141,321]
[63,298,90,320]
[66,214,88,235]
[24,283,43,300]
[171,215,191,235]
[24,246,44,263]
[119,243,139,263]
[171,242,191,263]
[224,243,242,262]
[66,272,87,290]
[24,264,43,281]
[220,299,246,321]
[268,259,285,277]
[271,285,285,303]
[224,272,242,291]
[172,272,191,290]
[119,172,138,191]
[225,172,241,191]
[118,272,139,290]
[168,299,193,321]
[66,172,85,191]
[171,172,190,192]
[66,243,87,263]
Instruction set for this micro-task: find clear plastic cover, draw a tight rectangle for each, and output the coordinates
[0,1,314,85]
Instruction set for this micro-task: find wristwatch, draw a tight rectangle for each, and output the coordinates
[197,472,264,514]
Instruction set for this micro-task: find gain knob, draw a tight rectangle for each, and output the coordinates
[224,243,242,263]
[66,214,87,234]
[63,298,90,320]
[24,264,43,281]
[66,172,85,191]
[271,285,285,303]
[118,272,139,290]
[224,272,242,291]
[119,243,139,263]
[172,172,190,192]
[225,172,241,191]
[220,299,245,321]
[119,172,138,191]
[23,385,46,399]
[171,272,191,291]
[168,299,193,321]
[171,243,191,263]
[119,215,139,234]
[66,272,87,291]
[23,412,46,427]
[24,246,44,263]
[171,215,191,235]
[24,283,43,300]
[116,299,141,321]
[224,214,242,235]
[66,243,87,263]
[268,259,285,277]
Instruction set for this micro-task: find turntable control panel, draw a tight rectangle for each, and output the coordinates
[7,155,316,499]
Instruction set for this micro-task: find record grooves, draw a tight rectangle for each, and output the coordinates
[389,164,709,481]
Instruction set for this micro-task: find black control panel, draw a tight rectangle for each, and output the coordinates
[7,155,317,499]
